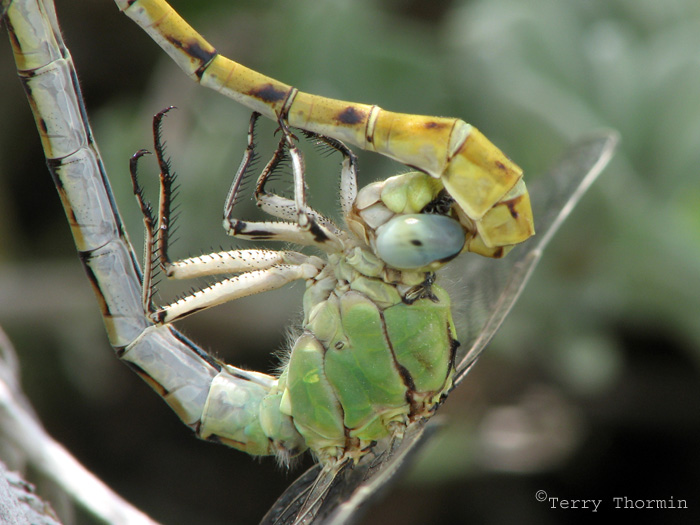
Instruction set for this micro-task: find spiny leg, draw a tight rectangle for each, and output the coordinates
[153,262,322,324]
[252,129,359,226]
[223,114,304,238]
[130,109,329,325]
[223,112,262,229]
[132,151,326,324]
[301,131,359,217]
[147,110,342,281]
[164,248,323,280]
[129,148,157,313]
[127,106,179,316]
[252,129,342,234]
[224,113,312,230]
[152,106,179,276]
[277,116,311,229]
[232,113,323,225]
[223,113,342,251]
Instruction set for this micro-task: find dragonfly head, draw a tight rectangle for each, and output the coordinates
[348,166,535,272]
[348,171,467,271]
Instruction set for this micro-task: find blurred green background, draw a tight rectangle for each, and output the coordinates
[1,0,699,523]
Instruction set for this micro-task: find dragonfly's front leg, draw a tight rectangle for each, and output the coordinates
[253,129,360,227]
[299,131,359,217]
[223,113,343,251]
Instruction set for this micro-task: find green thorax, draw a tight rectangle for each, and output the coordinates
[280,243,458,461]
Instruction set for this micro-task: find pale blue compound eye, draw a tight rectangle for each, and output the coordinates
[375,214,465,270]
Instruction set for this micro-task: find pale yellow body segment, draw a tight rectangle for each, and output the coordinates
[115,0,535,256]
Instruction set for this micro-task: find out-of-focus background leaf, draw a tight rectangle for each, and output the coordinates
[1,0,699,523]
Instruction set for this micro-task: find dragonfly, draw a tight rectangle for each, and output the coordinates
[2,0,617,523]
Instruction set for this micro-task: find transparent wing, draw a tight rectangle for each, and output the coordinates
[262,131,618,524]
[262,419,440,525]
[450,131,618,385]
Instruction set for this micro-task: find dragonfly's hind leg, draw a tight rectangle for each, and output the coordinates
[128,106,189,313]
[150,258,323,324]
[129,106,185,288]
[222,113,343,252]
[129,148,158,312]
[161,248,319,279]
